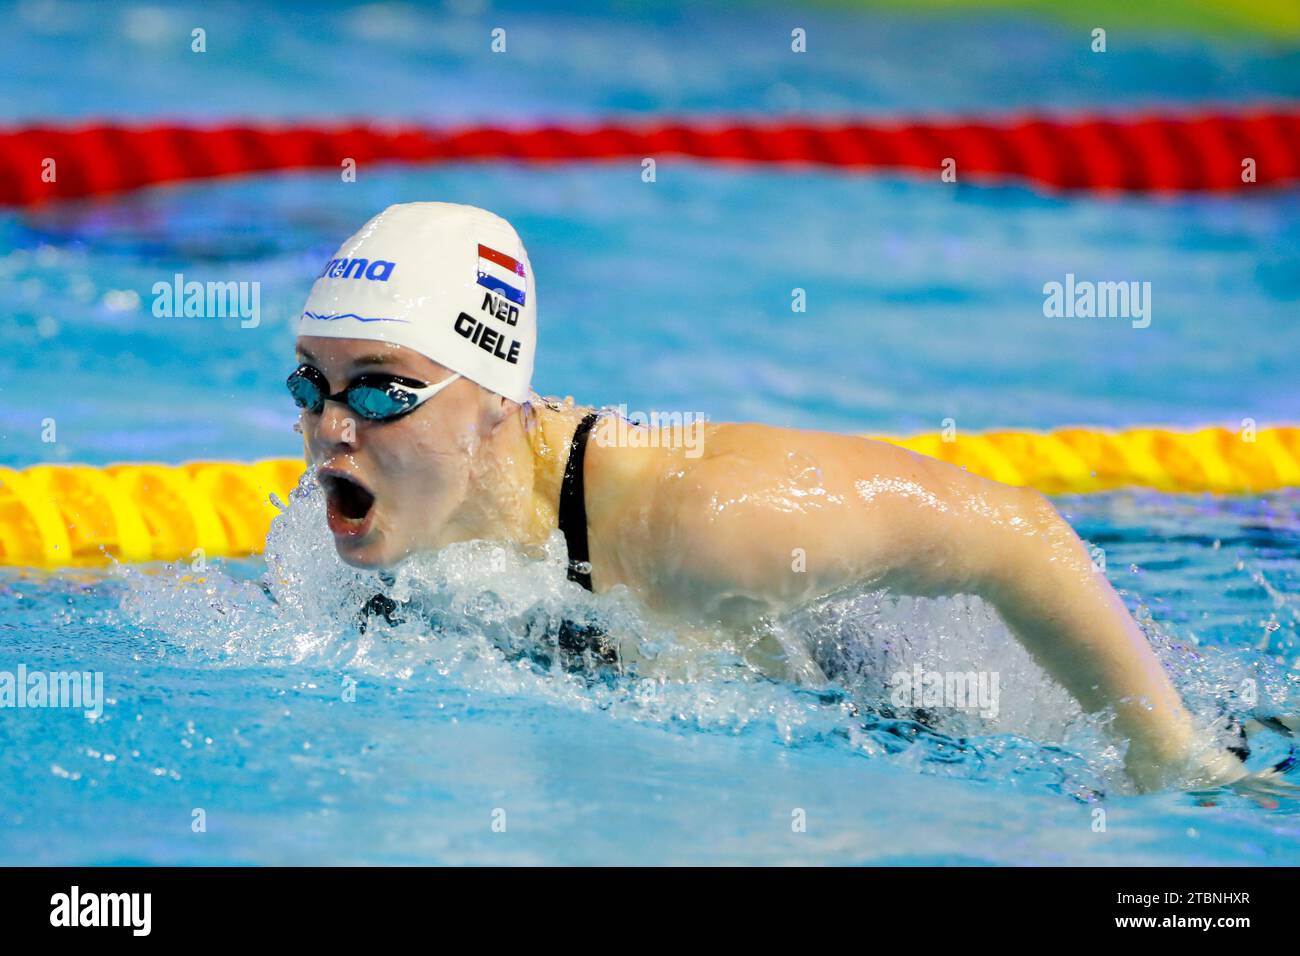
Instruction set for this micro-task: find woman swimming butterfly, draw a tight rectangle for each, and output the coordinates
[289,202,1284,794]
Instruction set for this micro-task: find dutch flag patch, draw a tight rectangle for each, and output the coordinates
[476,243,527,306]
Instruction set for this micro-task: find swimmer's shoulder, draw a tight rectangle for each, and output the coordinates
[586,411,997,496]
[583,416,981,611]
[602,417,1006,541]
[703,420,1014,491]
[659,419,929,477]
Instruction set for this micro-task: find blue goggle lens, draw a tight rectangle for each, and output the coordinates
[347,384,417,420]
[286,366,425,422]
[286,367,326,413]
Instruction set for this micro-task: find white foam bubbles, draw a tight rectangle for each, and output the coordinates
[112,473,1296,799]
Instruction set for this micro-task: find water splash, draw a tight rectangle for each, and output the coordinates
[114,474,1299,803]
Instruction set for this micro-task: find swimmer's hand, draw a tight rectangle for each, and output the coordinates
[1213,716,1300,806]
[1185,766,1300,810]
[1128,714,1299,796]
[1227,769,1300,807]
[1124,740,1247,793]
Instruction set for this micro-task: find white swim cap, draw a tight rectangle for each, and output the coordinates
[298,202,537,404]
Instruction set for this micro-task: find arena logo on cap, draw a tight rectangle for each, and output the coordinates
[476,244,526,306]
[319,257,397,281]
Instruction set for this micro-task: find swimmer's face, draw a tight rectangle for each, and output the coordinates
[293,336,504,569]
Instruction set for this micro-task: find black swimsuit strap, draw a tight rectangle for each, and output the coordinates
[558,411,601,591]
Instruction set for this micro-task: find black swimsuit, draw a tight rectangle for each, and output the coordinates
[558,410,601,591]
[553,410,618,663]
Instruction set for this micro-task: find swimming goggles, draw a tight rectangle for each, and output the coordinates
[286,364,462,422]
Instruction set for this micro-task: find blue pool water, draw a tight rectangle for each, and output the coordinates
[1,0,1299,864]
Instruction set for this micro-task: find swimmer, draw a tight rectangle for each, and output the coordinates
[290,202,1269,794]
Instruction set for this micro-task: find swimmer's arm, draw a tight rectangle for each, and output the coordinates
[869,479,1240,791]
[945,487,1239,791]
[660,442,1238,791]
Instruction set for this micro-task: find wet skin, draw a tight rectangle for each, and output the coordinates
[296,335,1246,793]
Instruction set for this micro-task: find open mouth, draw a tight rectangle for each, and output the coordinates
[320,471,376,533]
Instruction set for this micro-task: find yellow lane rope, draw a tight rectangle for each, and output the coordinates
[1,426,1296,568]
[871,425,1300,495]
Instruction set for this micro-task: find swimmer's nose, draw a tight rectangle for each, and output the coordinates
[315,400,358,447]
